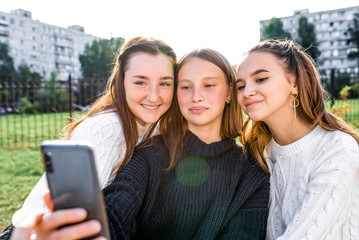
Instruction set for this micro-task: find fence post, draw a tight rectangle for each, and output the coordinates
[68,74,72,122]
[330,69,335,107]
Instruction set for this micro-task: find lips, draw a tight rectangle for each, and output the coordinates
[190,106,207,114]
[245,100,262,108]
[142,104,160,110]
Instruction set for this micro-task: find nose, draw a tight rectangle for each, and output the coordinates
[192,87,204,103]
[146,84,160,102]
[243,84,256,98]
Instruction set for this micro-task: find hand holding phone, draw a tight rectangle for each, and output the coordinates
[41,140,111,240]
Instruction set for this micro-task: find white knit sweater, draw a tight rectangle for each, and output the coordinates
[265,126,359,240]
[12,110,152,226]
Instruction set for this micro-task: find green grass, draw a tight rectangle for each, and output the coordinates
[0,111,85,148]
[0,147,43,230]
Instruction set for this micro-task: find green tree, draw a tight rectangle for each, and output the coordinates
[262,18,291,40]
[298,16,321,61]
[0,42,16,84]
[16,64,42,101]
[79,37,125,78]
[348,10,359,61]
[36,71,68,112]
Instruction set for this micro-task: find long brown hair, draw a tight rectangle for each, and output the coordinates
[160,48,243,170]
[64,36,176,172]
[239,39,359,173]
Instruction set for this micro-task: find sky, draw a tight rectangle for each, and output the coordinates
[1,0,359,64]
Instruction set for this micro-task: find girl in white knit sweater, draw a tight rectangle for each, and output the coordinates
[0,36,177,238]
[236,39,359,240]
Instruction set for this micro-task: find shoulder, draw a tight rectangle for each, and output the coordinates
[71,110,123,138]
[133,137,168,161]
[234,142,269,181]
[316,127,359,158]
[84,110,122,127]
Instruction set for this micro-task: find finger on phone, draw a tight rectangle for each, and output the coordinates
[40,208,88,231]
[43,190,54,212]
[49,219,102,240]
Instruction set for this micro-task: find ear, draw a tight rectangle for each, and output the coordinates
[226,86,232,102]
[291,77,298,95]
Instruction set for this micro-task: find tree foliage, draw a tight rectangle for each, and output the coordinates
[79,37,125,78]
[348,10,359,60]
[262,18,291,41]
[298,16,321,61]
[0,42,16,83]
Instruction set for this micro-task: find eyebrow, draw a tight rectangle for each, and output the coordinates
[132,75,174,80]
[236,69,269,83]
[178,76,219,83]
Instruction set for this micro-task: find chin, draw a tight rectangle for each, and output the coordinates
[245,114,264,122]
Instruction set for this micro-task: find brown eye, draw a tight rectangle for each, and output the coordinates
[256,78,268,83]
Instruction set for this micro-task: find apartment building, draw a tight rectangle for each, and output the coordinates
[260,6,359,81]
[0,9,101,80]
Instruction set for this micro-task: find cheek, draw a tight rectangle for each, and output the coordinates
[236,92,243,104]
[177,91,190,109]
[161,88,174,104]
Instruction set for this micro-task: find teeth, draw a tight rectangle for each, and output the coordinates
[142,105,159,110]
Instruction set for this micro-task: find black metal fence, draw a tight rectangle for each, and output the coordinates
[0,75,358,149]
[0,76,107,149]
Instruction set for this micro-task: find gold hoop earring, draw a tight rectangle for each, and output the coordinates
[290,93,299,120]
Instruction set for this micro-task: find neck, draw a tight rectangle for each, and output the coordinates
[188,125,221,144]
[265,116,314,146]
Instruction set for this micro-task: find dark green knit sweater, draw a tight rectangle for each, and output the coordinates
[103,131,269,240]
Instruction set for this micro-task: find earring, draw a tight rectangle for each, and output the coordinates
[226,100,230,104]
[290,93,299,120]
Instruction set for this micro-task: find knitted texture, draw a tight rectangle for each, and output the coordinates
[11,110,151,226]
[266,126,359,240]
[103,131,270,240]
[0,224,13,240]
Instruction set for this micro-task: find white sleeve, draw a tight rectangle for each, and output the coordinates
[273,138,359,240]
[12,111,126,226]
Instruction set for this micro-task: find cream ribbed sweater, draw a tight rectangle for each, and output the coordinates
[12,110,151,226]
[265,126,359,240]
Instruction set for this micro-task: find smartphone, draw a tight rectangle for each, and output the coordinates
[41,140,111,240]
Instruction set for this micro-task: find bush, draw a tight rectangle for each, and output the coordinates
[20,97,36,114]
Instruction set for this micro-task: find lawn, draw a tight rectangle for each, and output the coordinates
[0,147,43,230]
[0,111,85,149]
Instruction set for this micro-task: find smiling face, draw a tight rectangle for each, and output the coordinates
[236,51,297,124]
[177,57,230,135]
[124,52,174,125]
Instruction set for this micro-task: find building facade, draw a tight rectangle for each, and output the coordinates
[260,6,359,82]
[0,9,101,80]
